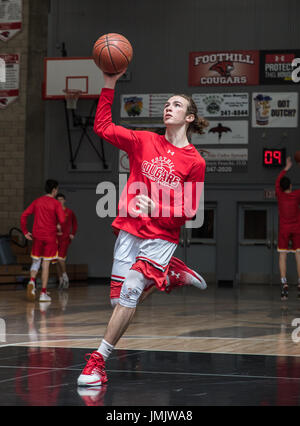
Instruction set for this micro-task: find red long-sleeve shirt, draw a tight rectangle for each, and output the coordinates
[60,207,78,239]
[94,88,206,244]
[20,195,65,241]
[275,169,300,231]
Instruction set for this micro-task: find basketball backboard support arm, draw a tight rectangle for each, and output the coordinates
[64,99,108,170]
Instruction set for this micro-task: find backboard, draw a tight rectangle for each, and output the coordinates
[43,57,105,100]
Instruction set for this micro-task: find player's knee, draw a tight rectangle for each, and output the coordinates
[119,270,146,308]
[110,298,119,308]
[30,259,41,273]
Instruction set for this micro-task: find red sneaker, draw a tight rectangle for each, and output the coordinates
[166,257,207,293]
[77,351,108,387]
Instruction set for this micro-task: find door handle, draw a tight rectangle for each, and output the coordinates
[266,240,272,249]
[186,239,191,247]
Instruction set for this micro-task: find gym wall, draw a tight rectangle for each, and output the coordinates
[0,0,49,235]
[44,0,300,280]
[2,0,300,281]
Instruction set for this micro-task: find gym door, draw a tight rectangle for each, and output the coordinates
[237,203,295,284]
[174,205,217,283]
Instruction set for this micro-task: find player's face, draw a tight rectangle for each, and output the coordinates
[57,197,65,208]
[163,96,193,127]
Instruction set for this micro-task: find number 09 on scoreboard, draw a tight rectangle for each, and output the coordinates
[263,148,286,168]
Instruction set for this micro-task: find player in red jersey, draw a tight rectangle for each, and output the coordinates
[55,193,78,289]
[20,180,65,303]
[276,156,300,300]
[78,70,208,387]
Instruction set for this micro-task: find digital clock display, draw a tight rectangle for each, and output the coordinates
[263,148,286,167]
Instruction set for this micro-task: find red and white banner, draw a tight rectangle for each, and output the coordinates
[260,50,300,84]
[0,54,20,108]
[0,0,22,42]
[189,50,260,86]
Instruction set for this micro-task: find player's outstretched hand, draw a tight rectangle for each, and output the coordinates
[285,156,292,171]
[103,69,127,89]
[25,232,33,241]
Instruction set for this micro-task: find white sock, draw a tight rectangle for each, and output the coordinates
[97,339,114,361]
[281,277,287,284]
[62,272,68,280]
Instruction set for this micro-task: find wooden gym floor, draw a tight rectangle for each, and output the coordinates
[0,281,300,406]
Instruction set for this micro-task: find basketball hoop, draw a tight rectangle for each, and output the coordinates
[63,89,82,110]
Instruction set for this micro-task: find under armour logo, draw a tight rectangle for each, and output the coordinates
[170,270,180,279]
[168,150,175,156]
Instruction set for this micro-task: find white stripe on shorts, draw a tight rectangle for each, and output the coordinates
[112,230,177,274]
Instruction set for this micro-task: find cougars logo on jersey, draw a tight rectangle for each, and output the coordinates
[141,157,181,189]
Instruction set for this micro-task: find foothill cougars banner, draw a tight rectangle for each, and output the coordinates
[189,50,260,86]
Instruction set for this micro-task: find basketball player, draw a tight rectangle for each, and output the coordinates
[20,180,65,302]
[77,70,208,386]
[55,193,78,289]
[276,156,300,300]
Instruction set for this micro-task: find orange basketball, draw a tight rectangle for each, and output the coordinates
[294,151,300,163]
[92,33,133,74]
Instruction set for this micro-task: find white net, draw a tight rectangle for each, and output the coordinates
[63,89,82,110]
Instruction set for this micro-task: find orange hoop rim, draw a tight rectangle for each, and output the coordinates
[63,89,83,99]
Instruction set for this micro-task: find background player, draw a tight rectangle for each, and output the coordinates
[20,180,65,302]
[55,193,78,289]
[77,69,208,387]
[276,156,300,300]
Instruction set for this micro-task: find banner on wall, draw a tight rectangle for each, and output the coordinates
[189,50,260,86]
[192,93,249,118]
[0,54,19,108]
[195,148,248,173]
[192,120,248,145]
[252,92,298,128]
[260,50,300,85]
[0,0,22,42]
[120,94,172,118]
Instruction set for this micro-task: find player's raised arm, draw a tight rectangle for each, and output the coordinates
[284,156,292,171]
[92,33,135,153]
[276,157,291,195]
[93,71,139,155]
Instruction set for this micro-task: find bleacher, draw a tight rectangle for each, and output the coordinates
[0,237,88,285]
